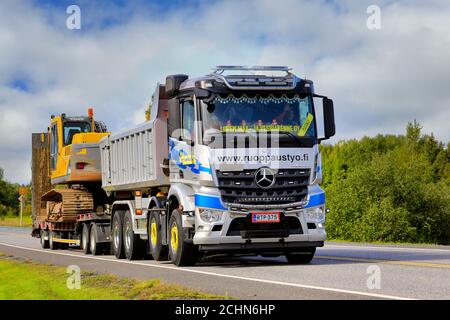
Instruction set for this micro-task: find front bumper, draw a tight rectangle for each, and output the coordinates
[199,241,324,253]
[193,211,326,246]
[192,185,327,249]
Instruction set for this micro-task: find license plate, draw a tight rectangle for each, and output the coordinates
[251,212,280,223]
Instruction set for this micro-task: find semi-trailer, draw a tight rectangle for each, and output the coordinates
[31,66,335,266]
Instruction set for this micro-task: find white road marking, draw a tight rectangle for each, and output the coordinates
[324,243,450,253]
[0,242,413,300]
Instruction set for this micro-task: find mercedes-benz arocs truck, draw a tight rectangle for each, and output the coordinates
[31,66,335,266]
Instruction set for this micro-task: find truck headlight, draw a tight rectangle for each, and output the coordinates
[304,207,325,223]
[198,208,223,223]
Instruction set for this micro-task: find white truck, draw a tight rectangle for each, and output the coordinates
[99,66,335,266]
[32,66,335,266]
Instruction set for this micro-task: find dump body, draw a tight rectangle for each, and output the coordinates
[100,95,169,192]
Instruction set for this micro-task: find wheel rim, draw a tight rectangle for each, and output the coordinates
[150,220,157,247]
[82,229,88,250]
[170,223,178,254]
[125,221,132,250]
[113,221,120,249]
[90,229,95,253]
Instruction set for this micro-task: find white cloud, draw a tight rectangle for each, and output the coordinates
[0,0,449,183]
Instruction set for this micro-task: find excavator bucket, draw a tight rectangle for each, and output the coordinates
[31,133,51,230]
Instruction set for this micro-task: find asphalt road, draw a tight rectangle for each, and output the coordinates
[1,226,449,300]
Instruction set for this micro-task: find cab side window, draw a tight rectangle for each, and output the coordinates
[181,100,195,141]
[50,123,59,170]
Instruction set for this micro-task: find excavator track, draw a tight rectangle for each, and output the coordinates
[41,188,94,223]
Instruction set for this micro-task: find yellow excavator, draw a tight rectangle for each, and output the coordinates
[31,108,110,232]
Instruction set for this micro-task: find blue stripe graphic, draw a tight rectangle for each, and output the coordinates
[304,192,325,208]
[195,192,324,210]
[195,194,228,210]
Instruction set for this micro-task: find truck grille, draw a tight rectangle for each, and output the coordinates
[227,214,303,238]
[216,168,310,205]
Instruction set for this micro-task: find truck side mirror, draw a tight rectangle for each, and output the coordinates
[167,98,181,137]
[322,97,335,141]
[165,74,188,98]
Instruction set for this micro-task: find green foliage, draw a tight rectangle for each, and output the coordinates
[0,169,19,216]
[322,121,450,244]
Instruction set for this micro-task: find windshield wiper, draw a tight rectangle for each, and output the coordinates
[270,131,310,147]
[203,130,313,147]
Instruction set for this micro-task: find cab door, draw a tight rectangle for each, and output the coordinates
[50,122,59,172]
[179,99,197,181]
[168,98,198,183]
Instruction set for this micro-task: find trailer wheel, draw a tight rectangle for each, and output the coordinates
[90,223,102,255]
[123,211,143,260]
[81,224,90,254]
[168,209,198,266]
[285,247,316,264]
[40,229,49,249]
[149,211,168,261]
[49,231,59,250]
[112,211,125,259]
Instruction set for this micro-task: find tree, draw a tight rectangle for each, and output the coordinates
[323,121,450,244]
[0,167,19,216]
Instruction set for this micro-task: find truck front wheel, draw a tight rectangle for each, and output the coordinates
[168,209,198,266]
[123,211,143,260]
[285,247,316,264]
[112,211,125,259]
[148,211,168,261]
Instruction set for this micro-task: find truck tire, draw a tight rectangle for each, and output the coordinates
[123,211,144,260]
[40,229,49,249]
[285,247,316,264]
[168,209,198,266]
[112,211,125,259]
[90,223,103,255]
[81,223,90,254]
[148,211,168,261]
[49,231,59,250]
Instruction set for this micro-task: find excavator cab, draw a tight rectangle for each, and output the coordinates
[48,109,109,185]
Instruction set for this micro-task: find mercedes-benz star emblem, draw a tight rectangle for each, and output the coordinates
[255,168,276,189]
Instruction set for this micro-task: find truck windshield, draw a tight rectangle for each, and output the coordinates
[201,93,316,139]
[63,121,91,145]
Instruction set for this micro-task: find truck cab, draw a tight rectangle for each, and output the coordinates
[163,66,335,264]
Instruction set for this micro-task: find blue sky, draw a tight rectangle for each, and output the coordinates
[0,0,449,183]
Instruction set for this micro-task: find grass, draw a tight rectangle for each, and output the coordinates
[0,214,32,228]
[0,254,228,300]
